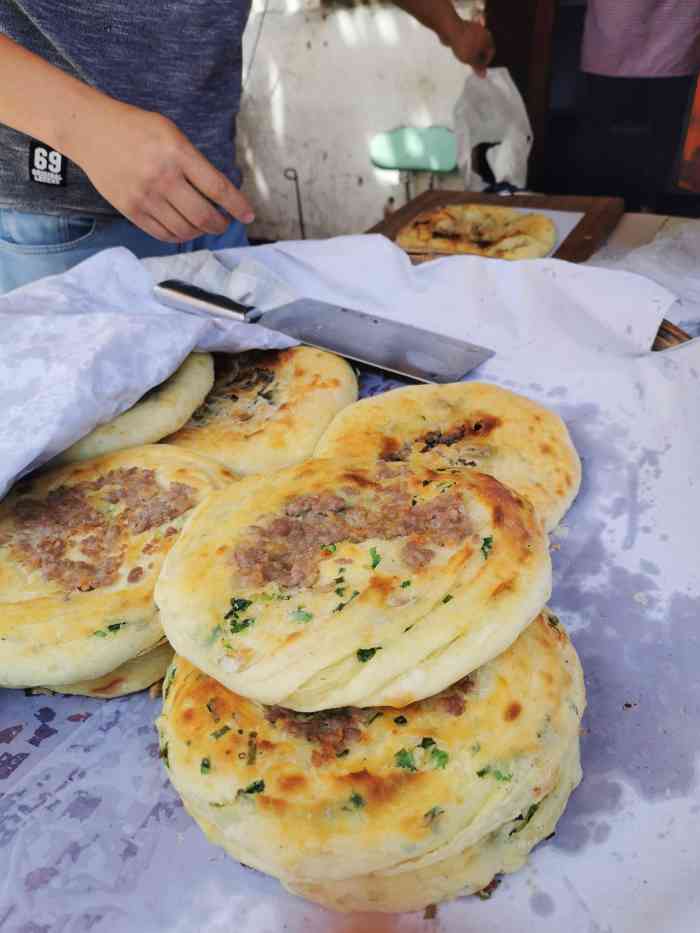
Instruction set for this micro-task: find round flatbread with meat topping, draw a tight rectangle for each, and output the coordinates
[156,611,584,910]
[0,445,233,689]
[57,353,215,464]
[31,640,174,699]
[395,204,556,260]
[163,347,358,475]
[155,457,551,711]
[314,382,581,532]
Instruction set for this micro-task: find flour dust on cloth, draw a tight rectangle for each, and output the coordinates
[0,445,233,689]
[0,247,296,500]
[157,612,584,910]
[156,457,551,711]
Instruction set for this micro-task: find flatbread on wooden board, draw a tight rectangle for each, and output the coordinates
[395,204,556,260]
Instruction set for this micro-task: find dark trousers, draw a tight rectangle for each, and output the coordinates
[572,73,698,213]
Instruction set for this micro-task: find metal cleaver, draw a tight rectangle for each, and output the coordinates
[154,279,494,384]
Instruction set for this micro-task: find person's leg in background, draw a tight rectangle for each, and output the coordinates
[572,74,654,210]
[0,210,248,294]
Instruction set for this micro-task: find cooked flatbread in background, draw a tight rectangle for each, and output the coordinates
[164,347,358,475]
[0,445,233,689]
[155,457,551,711]
[57,353,214,464]
[31,639,174,699]
[396,204,556,260]
[156,612,584,912]
[315,382,581,533]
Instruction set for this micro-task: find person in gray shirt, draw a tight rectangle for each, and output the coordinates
[0,1,494,293]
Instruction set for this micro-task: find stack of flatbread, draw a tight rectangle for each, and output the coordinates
[1,341,585,912]
[0,347,358,698]
[154,377,586,913]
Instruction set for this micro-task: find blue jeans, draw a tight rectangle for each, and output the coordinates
[0,209,249,294]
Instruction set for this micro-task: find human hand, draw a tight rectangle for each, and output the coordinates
[443,17,495,77]
[71,100,255,242]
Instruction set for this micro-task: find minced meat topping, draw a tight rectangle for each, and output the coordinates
[4,467,197,592]
[232,478,472,589]
[190,353,278,426]
[265,676,477,765]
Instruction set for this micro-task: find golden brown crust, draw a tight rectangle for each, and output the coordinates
[56,353,215,464]
[34,640,174,699]
[315,382,581,533]
[157,612,585,885]
[164,347,358,475]
[0,445,234,688]
[155,457,551,711]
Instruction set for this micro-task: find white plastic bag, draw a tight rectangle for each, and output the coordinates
[453,67,533,191]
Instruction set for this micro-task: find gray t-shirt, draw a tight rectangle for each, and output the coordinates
[0,0,252,216]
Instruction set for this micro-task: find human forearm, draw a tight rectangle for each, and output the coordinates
[391,0,494,73]
[390,0,461,45]
[0,34,254,240]
[0,34,113,160]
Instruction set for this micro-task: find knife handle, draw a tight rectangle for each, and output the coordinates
[154,279,253,322]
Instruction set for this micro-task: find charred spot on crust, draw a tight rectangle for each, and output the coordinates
[379,437,411,462]
[491,578,515,598]
[469,414,501,436]
[340,767,423,804]
[342,471,377,489]
[504,701,522,721]
[278,773,308,793]
[419,415,501,454]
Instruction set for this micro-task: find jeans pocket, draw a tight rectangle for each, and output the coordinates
[0,211,97,254]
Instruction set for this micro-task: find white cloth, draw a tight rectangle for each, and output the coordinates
[589,220,700,337]
[0,248,295,497]
[0,236,674,497]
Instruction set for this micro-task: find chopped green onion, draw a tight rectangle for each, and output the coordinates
[357,647,381,663]
[290,607,313,623]
[395,748,417,771]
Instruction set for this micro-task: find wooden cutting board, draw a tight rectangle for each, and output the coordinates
[368,190,625,264]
